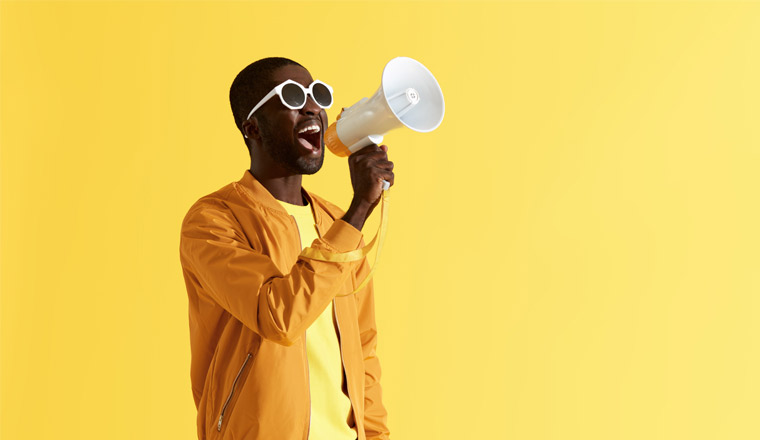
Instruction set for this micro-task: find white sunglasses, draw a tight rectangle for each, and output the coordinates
[246,79,334,120]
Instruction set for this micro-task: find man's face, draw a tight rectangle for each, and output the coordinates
[253,65,328,175]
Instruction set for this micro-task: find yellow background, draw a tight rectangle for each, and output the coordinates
[2,1,759,439]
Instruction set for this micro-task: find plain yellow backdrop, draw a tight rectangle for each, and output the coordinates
[2,1,759,439]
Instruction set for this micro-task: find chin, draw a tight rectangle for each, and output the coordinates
[295,151,325,175]
[298,160,323,175]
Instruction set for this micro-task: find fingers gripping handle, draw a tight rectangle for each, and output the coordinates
[347,135,390,190]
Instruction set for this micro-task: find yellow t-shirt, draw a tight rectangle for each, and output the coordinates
[278,197,356,440]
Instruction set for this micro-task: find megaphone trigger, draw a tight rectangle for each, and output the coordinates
[347,134,384,154]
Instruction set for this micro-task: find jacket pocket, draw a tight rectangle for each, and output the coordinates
[217,352,253,433]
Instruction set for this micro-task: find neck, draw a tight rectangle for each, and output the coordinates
[249,166,305,206]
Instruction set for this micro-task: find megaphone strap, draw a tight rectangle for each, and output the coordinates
[298,190,390,297]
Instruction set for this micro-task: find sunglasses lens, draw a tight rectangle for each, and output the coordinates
[281,83,306,108]
[312,83,332,108]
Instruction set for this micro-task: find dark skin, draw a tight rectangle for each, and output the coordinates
[241,65,395,231]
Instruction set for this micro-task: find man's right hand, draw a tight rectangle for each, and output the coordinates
[341,144,394,231]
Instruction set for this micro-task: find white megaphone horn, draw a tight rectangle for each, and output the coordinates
[324,57,445,163]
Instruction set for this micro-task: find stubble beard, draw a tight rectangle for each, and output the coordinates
[259,120,324,175]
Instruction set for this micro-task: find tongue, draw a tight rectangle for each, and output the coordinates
[298,137,315,151]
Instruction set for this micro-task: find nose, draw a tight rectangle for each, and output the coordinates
[301,94,321,115]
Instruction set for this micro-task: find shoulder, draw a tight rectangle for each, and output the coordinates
[181,182,239,227]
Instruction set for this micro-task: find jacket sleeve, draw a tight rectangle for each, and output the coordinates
[354,258,391,440]
[179,202,364,346]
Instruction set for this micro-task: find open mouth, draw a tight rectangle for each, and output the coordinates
[297,123,322,152]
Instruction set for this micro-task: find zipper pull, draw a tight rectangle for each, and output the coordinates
[217,414,224,431]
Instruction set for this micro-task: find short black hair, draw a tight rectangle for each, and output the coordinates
[229,57,304,142]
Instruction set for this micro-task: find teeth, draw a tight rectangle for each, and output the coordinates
[298,124,320,134]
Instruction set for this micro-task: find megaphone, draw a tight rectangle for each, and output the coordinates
[324,57,445,158]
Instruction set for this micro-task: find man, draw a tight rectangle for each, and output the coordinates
[179,57,393,440]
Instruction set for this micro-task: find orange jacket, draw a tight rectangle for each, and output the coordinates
[179,170,390,440]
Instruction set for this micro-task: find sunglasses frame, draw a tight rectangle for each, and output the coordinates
[246,79,333,120]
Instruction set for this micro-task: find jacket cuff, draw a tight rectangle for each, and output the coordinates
[319,219,364,253]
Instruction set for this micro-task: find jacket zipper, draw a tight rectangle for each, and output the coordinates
[333,299,354,428]
[295,209,339,439]
[304,332,311,439]
[217,353,252,432]
[293,214,312,440]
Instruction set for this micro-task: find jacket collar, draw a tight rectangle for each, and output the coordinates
[236,170,327,230]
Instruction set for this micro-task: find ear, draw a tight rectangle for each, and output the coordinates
[242,118,261,142]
